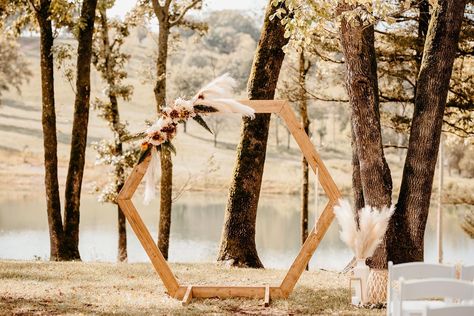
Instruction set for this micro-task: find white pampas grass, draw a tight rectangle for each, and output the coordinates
[192,73,255,118]
[143,147,160,205]
[334,199,395,260]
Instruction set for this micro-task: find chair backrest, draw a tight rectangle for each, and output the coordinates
[461,265,474,282]
[400,278,474,301]
[387,261,457,313]
[423,304,474,316]
[389,261,456,282]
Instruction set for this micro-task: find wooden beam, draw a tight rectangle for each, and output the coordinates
[117,154,151,200]
[174,285,283,299]
[279,201,336,296]
[182,286,193,306]
[117,199,180,296]
[278,102,342,202]
[238,99,285,114]
[264,284,270,307]
[115,100,342,303]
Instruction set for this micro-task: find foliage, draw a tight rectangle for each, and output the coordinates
[274,0,474,156]
[91,0,138,204]
[458,146,474,178]
[0,34,31,102]
[166,10,259,97]
[93,138,140,203]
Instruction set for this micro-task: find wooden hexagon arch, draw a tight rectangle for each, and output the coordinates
[117,100,342,306]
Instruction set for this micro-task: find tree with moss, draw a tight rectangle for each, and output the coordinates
[217,1,289,268]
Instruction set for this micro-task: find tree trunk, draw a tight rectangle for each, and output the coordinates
[63,0,98,260]
[154,20,173,260]
[351,124,365,212]
[36,0,66,261]
[388,0,466,264]
[98,8,128,262]
[340,7,393,268]
[416,0,431,71]
[298,50,310,270]
[217,2,289,268]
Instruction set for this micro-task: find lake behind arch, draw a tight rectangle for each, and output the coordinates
[1,192,473,270]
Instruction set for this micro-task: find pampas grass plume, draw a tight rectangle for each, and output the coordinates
[334,199,395,259]
[192,73,255,118]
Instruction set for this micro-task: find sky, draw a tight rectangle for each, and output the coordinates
[108,0,268,19]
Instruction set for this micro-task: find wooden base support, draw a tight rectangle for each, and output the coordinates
[264,284,270,307]
[174,285,282,300]
[182,286,193,306]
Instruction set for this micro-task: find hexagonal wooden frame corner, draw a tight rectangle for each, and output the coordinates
[117,100,342,306]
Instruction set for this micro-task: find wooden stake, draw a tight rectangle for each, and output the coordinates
[182,286,193,306]
[264,284,271,307]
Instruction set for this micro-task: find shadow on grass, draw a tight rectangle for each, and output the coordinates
[1,99,40,113]
[0,113,41,123]
[0,123,101,145]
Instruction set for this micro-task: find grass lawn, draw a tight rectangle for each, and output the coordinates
[0,260,384,315]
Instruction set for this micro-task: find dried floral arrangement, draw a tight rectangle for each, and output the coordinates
[334,199,395,260]
[135,74,255,204]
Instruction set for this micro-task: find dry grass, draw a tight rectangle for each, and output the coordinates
[0,260,384,315]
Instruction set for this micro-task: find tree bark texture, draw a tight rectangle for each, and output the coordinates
[99,8,127,262]
[154,16,172,260]
[36,0,66,261]
[416,0,431,71]
[298,50,310,259]
[351,125,364,212]
[389,0,466,264]
[217,2,289,268]
[340,10,393,268]
[63,0,98,260]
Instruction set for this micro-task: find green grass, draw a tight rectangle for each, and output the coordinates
[0,260,384,315]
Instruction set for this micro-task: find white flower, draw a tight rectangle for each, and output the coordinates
[174,97,194,112]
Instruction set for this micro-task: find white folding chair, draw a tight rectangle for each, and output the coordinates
[396,278,474,316]
[460,265,474,282]
[423,304,474,316]
[387,262,456,316]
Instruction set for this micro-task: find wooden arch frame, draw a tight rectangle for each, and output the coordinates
[117,100,342,306]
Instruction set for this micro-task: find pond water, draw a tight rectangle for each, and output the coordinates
[0,192,473,270]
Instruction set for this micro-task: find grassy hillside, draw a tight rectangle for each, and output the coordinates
[0,32,472,204]
[0,260,383,315]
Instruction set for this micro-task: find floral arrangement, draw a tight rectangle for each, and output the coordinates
[138,74,255,204]
[333,199,395,260]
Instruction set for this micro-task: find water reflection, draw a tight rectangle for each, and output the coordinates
[0,193,472,270]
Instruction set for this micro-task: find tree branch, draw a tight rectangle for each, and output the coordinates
[383,144,408,149]
[380,93,413,103]
[169,0,201,27]
[442,120,474,138]
[151,0,163,20]
[313,48,344,64]
[27,0,39,13]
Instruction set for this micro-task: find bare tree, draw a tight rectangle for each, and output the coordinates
[207,116,225,147]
